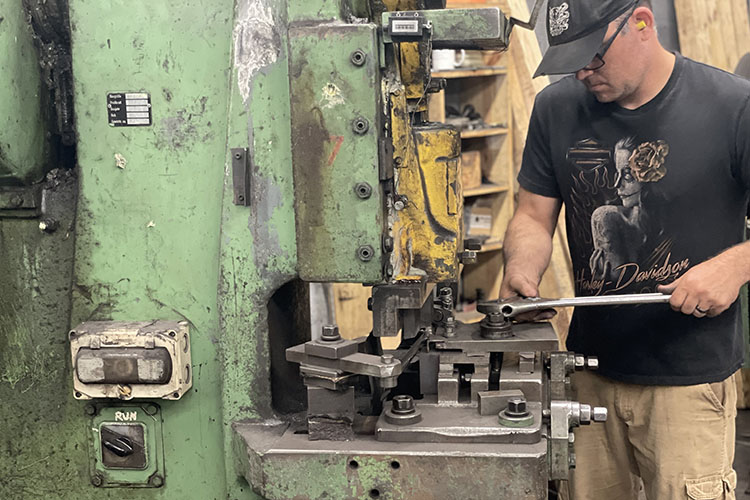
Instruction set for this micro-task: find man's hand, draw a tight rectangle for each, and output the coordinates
[500,273,556,322]
[657,252,748,318]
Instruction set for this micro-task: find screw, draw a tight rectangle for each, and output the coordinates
[321,325,341,342]
[149,474,164,488]
[84,404,97,416]
[357,245,374,262]
[350,49,367,66]
[39,218,59,233]
[144,404,159,416]
[354,182,372,199]
[444,316,456,337]
[234,152,242,160]
[592,407,607,422]
[506,397,529,417]
[382,236,394,252]
[91,474,103,487]
[393,200,405,211]
[117,384,132,399]
[352,117,369,135]
[394,156,403,166]
[391,395,415,414]
[9,195,23,208]
[381,354,396,364]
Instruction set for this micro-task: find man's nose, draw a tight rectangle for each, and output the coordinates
[576,68,594,81]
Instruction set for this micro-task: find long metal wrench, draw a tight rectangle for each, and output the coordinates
[498,293,672,318]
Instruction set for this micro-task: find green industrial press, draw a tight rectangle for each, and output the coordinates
[0,0,603,498]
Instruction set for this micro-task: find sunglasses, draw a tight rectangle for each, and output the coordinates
[580,4,637,72]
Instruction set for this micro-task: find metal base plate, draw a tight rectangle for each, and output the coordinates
[233,421,549,500]
[375,400,542,443]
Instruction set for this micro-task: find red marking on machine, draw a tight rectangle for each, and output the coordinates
[327,135,344,166]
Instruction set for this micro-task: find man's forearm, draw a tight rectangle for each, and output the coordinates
[503,211,555,286]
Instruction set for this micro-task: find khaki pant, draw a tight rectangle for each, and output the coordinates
[561,371,738,500]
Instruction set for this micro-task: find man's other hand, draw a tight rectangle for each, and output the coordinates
[656,255,745,318]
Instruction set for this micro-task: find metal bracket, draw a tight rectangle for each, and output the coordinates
[231,148,250,206]
[0,184,43,218]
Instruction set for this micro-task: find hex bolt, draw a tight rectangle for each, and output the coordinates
[488,312,504,324]
[39,218,59,233]
[357,245,374,262]
[592,407,608,422]
[91,474,103,487]
[350,49,367,66]
[574,354,586,370]
[506,397,529,417]
[579,404,592,424]
[586,356,599,370]
[444,316,456,337]
[352,117,369,135]
[460,250,477,264]
[391,395,415,414]
[321,325,341,342]
[381,354,396,364]
[84,404,97,416]
[149,474,164,488]
[354,182,372,199]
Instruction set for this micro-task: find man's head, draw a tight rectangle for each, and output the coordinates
[535,0,662,104]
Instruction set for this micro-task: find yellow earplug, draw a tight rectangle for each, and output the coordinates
[637,21,647,30]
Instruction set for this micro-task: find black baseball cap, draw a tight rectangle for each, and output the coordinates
[534,0,637,77]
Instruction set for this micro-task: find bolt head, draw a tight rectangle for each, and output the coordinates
[354,182,372,199]
[91,474,103,487]
[579,404,592,424]
[586,357,599,370]
[392,395,415,413]
[506,397,528,416]
[574,354,585,370]
[393,200,405,211]
[488,312,504,324]
[84,404,97,416]
[592,407,607,422]
[381,354,395,364]
[321,325,341,342]
[149,474,164,488]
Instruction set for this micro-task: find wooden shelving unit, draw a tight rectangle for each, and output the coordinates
[428,50,514,301]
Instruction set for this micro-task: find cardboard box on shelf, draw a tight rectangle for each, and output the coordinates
[461,150,482,190]
[467,204,492,237]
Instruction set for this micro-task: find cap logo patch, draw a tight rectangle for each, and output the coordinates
[549,3,570,37]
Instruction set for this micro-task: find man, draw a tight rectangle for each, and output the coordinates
[501,0,750,498]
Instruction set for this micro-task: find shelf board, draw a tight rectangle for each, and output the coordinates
[432,67,508,79]
[478,238,503,253]
[460,126,508,139]
[463,183,508,197]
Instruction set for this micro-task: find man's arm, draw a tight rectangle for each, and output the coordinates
[500,187,562,302]
[657,242,750,317]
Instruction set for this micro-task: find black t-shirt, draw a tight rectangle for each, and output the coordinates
[518,54,750,385]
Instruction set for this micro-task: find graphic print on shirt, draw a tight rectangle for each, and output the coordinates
[566,137,689,296]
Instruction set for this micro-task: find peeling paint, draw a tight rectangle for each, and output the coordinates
[233,0,280,103]
[319,83,345,109]
[114,153,127,169]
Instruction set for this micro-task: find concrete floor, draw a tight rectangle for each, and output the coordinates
[736,410,750,497]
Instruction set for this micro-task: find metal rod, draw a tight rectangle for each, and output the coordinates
[500,293,672,318]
